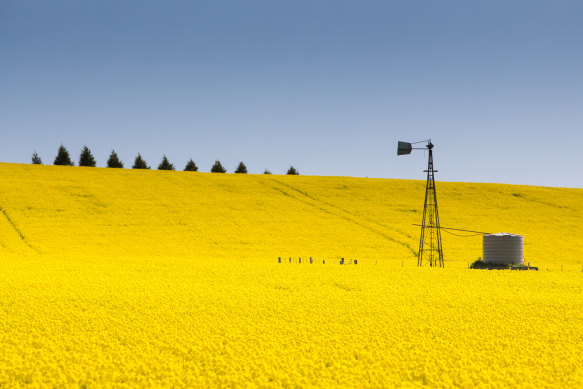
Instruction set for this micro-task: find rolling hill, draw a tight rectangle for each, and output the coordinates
[0,163,581,265]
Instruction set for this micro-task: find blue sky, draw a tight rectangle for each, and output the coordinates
[1,1,582,187]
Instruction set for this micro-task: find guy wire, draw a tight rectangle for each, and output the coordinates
[442,229,484,238]
[412,224,491,237]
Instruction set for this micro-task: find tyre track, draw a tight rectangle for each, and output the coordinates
[260,178,417,256]
[0,206,37,252]
[271,178,417,240]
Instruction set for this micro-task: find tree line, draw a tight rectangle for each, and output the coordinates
[31,145,300,175]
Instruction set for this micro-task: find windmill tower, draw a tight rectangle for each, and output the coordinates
[397,140,444,267]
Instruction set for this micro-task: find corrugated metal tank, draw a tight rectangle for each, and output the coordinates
[483,233,523,265]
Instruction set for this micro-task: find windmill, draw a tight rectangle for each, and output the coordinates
[397,140,444,267]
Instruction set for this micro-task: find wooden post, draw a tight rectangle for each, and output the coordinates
[310,257,312,264]
[278,257,281,263]
[299,257,301,264]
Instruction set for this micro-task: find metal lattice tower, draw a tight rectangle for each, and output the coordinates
[418,142,444,267]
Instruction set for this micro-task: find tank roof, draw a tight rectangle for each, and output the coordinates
[485,233,522,237]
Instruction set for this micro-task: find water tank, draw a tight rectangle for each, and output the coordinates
[483,233,523,265]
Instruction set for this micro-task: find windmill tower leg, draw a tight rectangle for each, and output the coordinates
[418,145,444,267]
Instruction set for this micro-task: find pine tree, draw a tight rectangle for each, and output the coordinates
[106,150,124,168]
[158,155,175,170]
[263,169,272,174]
[210,160,226,173]
[132,153,150,169]
[32,152,42,165]
[184,159,198,171]
[287,166,299,175]
[234,161,248,174]
[78,146,96,167]
[53,145,74,166]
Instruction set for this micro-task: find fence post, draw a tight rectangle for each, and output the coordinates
[289,257,291,263]
[299,257,301,264]
[278,257,281,263]
[310,257,312,264]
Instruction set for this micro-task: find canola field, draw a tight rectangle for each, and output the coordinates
[0,162,582,387]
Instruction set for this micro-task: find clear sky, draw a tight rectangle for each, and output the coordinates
[1,1,582,188]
